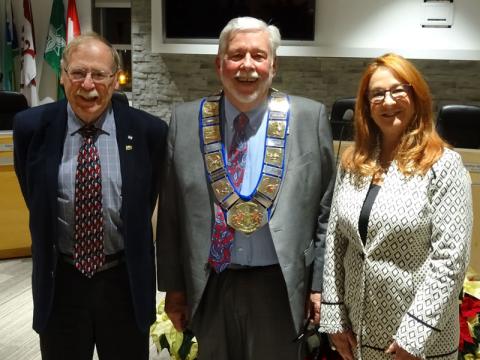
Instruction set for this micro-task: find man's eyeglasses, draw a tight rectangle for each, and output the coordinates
[368,84,412,104]
[63,67,116,84]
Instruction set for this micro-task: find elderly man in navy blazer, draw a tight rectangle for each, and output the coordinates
[13,33,167,360]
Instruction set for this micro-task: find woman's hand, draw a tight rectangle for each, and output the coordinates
[308,291,322,325]
[385,341,421,360]
[329,330,357,360]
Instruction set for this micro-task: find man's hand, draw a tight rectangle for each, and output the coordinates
[165,291,188,331]
[329,330,357,360]
[307,291,322,325]
[385,341,421,360]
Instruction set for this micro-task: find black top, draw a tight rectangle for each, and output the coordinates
[358,183,381,246]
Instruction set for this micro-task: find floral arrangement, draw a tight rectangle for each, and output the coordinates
[459,267,480,360]
[149,269,480,360]
[150,299,198,360]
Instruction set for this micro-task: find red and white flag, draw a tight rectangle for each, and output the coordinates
[20,0,38,106]
[66,0,81,44]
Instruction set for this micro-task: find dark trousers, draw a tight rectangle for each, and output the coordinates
[39,260,149,360]
[191,264,304,360]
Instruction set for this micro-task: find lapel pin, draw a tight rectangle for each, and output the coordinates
[126,145,133,151]
[128,135,133,140]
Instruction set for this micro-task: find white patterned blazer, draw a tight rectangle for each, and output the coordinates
[320,148,473,360]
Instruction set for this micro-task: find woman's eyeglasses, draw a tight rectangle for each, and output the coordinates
[368,84,412,104]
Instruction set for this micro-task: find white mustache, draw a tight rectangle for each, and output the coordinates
[234,71,259,82]
[76,89,99,99]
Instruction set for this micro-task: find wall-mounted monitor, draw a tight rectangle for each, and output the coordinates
[163,0,316,41]
[152,0,480,60]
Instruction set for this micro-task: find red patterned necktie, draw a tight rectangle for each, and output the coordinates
[208,113,249,273]
[73,125,105,278]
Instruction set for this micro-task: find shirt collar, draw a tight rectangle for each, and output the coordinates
[67,102,113,137]
[223,96,268,136]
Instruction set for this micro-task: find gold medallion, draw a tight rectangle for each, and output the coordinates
[227,201,267,234]
[205,151,224,173]
[212,178,233,202]
[203,125,221,144]
[202,101,219,118]
[267,120,287,139]
[258,175,281,200]
[265,147,283,167]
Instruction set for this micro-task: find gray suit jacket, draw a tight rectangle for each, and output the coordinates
[156,94,335,333]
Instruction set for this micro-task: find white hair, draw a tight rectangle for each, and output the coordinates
[218,17,281,59]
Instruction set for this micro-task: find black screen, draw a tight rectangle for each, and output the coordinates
[164,0,316,41]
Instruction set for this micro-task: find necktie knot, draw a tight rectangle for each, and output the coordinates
[233,113,249,141]
[79,125,99,139]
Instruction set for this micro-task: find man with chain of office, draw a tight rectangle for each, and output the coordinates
[156,16,335,359]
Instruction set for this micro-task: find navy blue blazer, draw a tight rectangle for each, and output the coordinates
[13,98,167,333]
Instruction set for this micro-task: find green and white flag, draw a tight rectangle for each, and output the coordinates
[44,0,66,99]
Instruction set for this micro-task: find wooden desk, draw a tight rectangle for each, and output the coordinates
[0,131,30,258]
[457,148,480,274]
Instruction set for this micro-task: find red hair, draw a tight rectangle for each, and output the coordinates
[342,53,446,177]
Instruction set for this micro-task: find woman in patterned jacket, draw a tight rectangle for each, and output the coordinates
[319,53,473,360]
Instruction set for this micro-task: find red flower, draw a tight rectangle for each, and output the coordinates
[459,294,480,351]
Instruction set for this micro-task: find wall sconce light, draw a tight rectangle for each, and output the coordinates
[118,70,129,85]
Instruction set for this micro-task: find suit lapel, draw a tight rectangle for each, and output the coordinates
[112,100,133,217]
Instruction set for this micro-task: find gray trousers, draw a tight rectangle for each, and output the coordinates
[190,265,304,360]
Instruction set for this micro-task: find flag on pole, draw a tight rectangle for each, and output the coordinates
[3,0,19,91]
[44,0,66,99]
[66,0,81,44]
[20,0,38,106]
